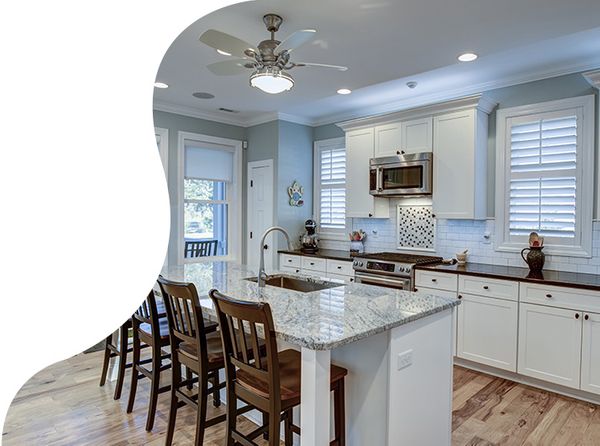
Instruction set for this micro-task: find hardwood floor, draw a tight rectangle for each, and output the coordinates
[2,352,599,445]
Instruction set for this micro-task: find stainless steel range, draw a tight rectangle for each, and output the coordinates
[352,252,442,290]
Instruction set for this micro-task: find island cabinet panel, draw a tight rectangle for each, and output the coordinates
[415,270,458,292]
[416,286,458,356]
[432,108,487,220]
[581,312,600,395]
[401,116,433,154]
[459,275,519,301]
[518,303,582,389]
[456,294,518,372]
[374,122,402,157]
[345,128,389,218]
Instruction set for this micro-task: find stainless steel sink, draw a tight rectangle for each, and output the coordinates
[245,275,342,292]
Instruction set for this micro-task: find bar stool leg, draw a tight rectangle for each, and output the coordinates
[99,333,113,387]
[333,379,346,446]
[194,378,208,445]
[165,358,181,446]
[284,409,293,446]
[145,345,162,431]
[114,323,129,400]
[126,325,140,413]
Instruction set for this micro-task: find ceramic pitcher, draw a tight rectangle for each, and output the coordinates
[521,246,545,272]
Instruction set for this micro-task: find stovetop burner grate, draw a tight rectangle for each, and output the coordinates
[355,252,443,265]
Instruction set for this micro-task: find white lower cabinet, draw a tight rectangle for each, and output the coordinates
[518,303,582,389]
[280,265,301,274]
[278,254,354,283]
[581,312,600,395]
[415,286,458,356]
[457,294,518,372]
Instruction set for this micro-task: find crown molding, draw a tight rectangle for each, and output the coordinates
[336,94,497,131]
[314,59,600,127]
[583,69,600,88]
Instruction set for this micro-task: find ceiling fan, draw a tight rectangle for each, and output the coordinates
[199,13,348,94]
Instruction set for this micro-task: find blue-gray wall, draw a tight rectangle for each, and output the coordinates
[153,110,246,265]
[313,123,344,141]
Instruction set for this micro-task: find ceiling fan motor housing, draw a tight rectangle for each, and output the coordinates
[263,13,283,33]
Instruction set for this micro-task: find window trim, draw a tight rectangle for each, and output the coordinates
[177,131,242,264]
[313,137,347,241]
[495,95,595,257]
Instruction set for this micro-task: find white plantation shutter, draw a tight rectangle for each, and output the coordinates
[508,115,577,239]
[318,146,346,230]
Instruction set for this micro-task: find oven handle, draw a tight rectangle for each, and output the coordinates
[355,272,411,288]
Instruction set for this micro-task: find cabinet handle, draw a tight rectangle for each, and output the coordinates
[288,259,292,262]
[337,266,342,269]
[483,285,489,290]
[545,293,552,298]
[431,278,437,282]
[368,213,373,217]
[575,313,580,319]
[350,277,354,282]
[458,295,462,299]
[585,314,589,321]
[310,262,315,266]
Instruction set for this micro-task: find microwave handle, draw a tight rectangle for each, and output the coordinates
[376,167,383,192]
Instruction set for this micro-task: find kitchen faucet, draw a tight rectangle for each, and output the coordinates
[258,226,293,287]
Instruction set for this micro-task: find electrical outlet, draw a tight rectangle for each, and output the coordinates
[371,229,379,239]
[482,231,492,244]
[397,349,413,370]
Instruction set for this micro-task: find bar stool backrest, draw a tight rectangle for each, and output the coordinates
[157,276,210,373]
[209,289,281,412]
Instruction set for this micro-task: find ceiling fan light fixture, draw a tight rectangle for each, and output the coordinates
[337,88,352,95]
[154,82,169,89]
[457,52,478,62]
[250,67,294,94]
[216,49,232,56]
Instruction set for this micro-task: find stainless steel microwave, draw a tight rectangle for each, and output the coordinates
[369,152,433,196]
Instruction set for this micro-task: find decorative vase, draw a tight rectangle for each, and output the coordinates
[350,240,364,254]
[521,246,545,272]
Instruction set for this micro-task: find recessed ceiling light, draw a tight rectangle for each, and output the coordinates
[406,81,418,89]
[337,88,352,95]
[193,92,215,99]
[457,52,478,62]
[154,82,169,89]
[216,49,232,56]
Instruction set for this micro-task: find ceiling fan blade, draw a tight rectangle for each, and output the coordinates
[206,59,253,76]
[294,62,348,71]
[275,29,317,54]
[199,29,257,58]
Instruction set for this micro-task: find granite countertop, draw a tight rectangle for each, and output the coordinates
[160,262,459,350]
[277,249,357,262]
[416,262,600,292]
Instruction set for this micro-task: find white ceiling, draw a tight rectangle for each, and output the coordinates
[154,0,600,126]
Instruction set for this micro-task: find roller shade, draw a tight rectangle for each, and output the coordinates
[319,147,346,229]
[508,115,577,239]
[185,144,233,182]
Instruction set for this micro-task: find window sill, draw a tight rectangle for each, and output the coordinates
[495,243,592,259]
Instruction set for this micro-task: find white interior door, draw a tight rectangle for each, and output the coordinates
[247,160,274,271]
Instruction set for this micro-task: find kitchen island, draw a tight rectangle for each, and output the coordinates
[161,261,460,446]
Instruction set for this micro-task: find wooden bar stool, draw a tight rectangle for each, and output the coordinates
[158,277,257,446]
[209,289,348,446]
[99,318,137,400]
[126,290,173,431]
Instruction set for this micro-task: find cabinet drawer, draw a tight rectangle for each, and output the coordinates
[280,254,301,268]
[415,270,457,292]
[280,265,301,274]
[326,259,354,277]
[301,256,327,272]
[459,275,518,301]
[519,282,600,313]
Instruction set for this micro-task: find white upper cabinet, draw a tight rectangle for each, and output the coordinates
[374,117,433,158]
[345,128,390,218]
[433,108,489,219]
[401,117,433,154]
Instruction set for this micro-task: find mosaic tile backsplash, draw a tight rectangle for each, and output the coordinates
[397,205,435,251]
[320,201,600,274]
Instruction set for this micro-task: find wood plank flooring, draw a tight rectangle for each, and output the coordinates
[2,352,599,445]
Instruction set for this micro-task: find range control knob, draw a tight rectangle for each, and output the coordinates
[359,261,364,267]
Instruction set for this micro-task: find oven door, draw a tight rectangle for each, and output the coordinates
[379,160,432,196]
[354,272,411,290]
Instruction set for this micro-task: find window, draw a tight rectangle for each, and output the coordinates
[314,138,346,237]
[495,96,594,256]
[178,132,242,263]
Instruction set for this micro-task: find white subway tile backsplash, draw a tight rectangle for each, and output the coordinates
[319,213,600,275]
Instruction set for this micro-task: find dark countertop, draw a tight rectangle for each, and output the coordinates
[416,262,600,292]
[278,249,356,262]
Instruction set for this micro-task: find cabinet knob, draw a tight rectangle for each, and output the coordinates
[350,278,354,282]
[414,287,418,292]
[368,213,373,217]
[396,150,405,155]
[337,266,342,269]
[585,314,589,321]
[458,295,462,299]
[575,313,580,319]
[545,294,552,298]
[483,285,489,290]
[288,259,292,262]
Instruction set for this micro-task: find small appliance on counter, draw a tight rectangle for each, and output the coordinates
[300,219,319,253]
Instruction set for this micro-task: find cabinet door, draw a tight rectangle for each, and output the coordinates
[346,129,389,218]
[581,312,600,395]
[401,117,432,153]
[374,122,402,157]
[518,303,582,389]
[432,110,476,219]
[457,294,518,371]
